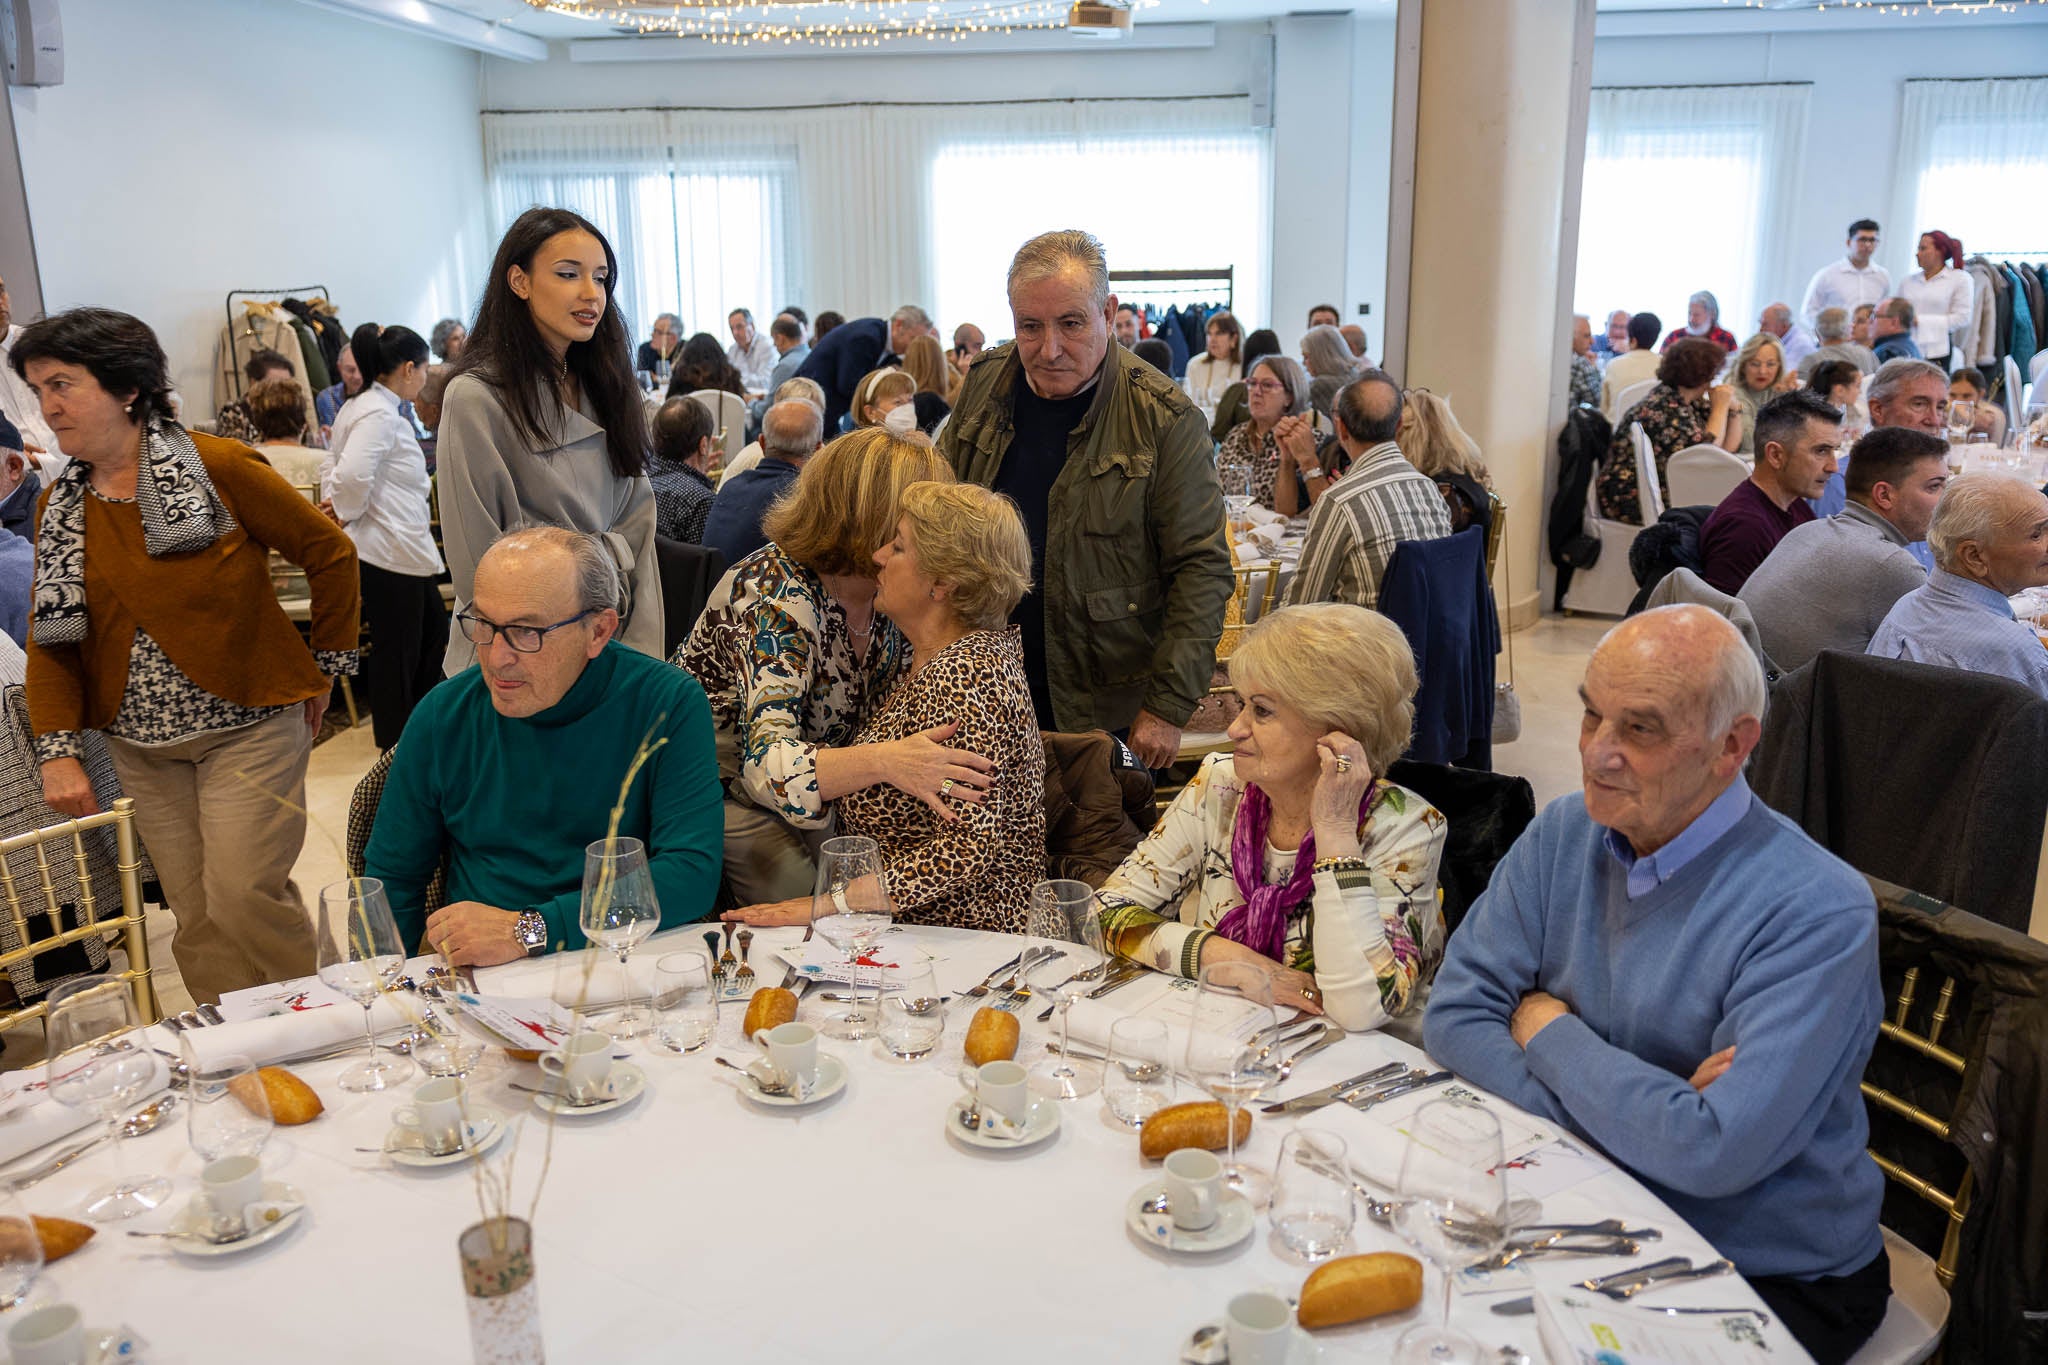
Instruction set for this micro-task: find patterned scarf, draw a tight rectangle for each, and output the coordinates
[1215,779,1377,961]
[32,420,234,646]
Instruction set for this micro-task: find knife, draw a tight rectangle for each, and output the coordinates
[1348,1070,1453,1111]
[1084,963,1148,1000]
[1578,1256,1693,1295]
[1261,1061,1408,1114]
[6,1132,110,1189]
[961,952,1026,1000]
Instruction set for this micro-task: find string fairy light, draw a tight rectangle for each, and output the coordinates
[523,0,1107,46]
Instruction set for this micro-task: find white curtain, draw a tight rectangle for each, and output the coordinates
[481,98,1264,341]
[1574,84,1809,343]
[1893,78,2048,264]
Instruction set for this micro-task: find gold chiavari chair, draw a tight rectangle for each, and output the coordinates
[1159,561,1283,800]
[1862,959,1972,1287]
[0,799,157,1034]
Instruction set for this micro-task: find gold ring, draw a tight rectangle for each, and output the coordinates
[939,778,955,798]
[1333,756,1352,773]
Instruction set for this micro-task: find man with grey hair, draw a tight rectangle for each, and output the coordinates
[638,313,682,376]
[1428,604,1889,1363]
[1795,306,1877,381]
[1660,290,1736,353]
[1757,301,1815,370]
[941,228,1232,768]
[1867,474,2048,697]
[1867,298,1921,365]
[1808,358,1951,521]
[884,304,935,367]
[366,525,721,965]
[703,399,822,567]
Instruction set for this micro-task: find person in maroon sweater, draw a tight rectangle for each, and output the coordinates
[1659,290,1739,354]
[1698,390,1844,595]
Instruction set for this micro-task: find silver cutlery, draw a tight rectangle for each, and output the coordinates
[1084,963,1147,1000]
[712,1055,792,1096]
[506,1079,613,1108]
[198,1004,226,1026]
[704,930,726,993]
[718,922,739,980]
[1262,1061,1408,1114]
[1292,1148,1402,1224]
[1035,963,1113,1021]
[1474,1235,1642,1270]
[177,1011,204,1031]
[128,1225,251,1246]
[1642,1305,1771,1324]
[1516,1219,1660,1241]
[995,948,1062,1011]
[1576,1256,1694,1296]
[4,1093,180,1188]
[734,930,756,991]
[159,1015,184,1034]
[1348,1069,1453,1111]
[1274,1023,1341,1076]
[1585,1258,1735,1300]
[961,952,1025,1000]
[820,991,950,1005]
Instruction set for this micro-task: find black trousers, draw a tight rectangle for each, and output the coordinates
[359,561,449,751]
[1747,1246,1892,1365]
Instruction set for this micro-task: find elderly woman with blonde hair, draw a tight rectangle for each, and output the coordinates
[851,367,918,436]
[1729,331,1793,456]
[725,481,1046,930]
[677,427,989,903]
[1395,388,1493,532]
[1096,604,1447,1029]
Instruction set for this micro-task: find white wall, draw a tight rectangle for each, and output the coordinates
[7,0,490,417]
[1591,19,2048,323]
[1271,15,1351,345]
[1346,14,1396,359]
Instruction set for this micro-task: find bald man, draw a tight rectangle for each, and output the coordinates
[1868,474,2048,697]
[1427,606,1888,1363]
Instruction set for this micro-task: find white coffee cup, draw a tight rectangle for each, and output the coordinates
[200,1154,265,1230]
[957,1059,1030,1126]
[393,1077,469,1154]
[750,1021,820,1092]
[7,1304,85,1365]
[1162,1147,1224,1231]
[1224,1291,1295,1365]
[538,1031,614,1103]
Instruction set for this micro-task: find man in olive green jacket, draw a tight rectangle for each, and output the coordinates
[940,229,1232,768]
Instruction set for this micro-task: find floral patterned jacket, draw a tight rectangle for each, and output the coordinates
[1096,752,1448,1032]
[675,543,907,825]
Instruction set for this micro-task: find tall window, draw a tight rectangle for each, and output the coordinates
[1574,85,1808,343]
[1895,78,2048,262]
[928,130,1269,338]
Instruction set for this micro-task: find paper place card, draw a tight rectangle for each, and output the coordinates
[445,993,579,1051]
[1537,1290,1773,1362]
[217,978,355,1021]
[777,933,940,988]
[1361,1077,1561,1164]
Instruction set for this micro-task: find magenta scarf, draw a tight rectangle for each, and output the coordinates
[1214,780,1376,961]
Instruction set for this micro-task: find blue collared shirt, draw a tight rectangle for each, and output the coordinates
[1602,776,1755,899]
[1868,568,2048,699]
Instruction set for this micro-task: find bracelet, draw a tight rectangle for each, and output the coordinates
[1312,855,1369,875]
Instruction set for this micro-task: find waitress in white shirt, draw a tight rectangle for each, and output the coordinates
[1184,311,1244,412]
[324,323,447,750]
[1898,230,1974,372]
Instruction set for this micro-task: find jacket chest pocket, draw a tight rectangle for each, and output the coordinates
[1083,579,1165,686]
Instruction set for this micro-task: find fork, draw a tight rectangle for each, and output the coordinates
[734,930,756,991]
[704,930,727,993]
[718,922,739,979]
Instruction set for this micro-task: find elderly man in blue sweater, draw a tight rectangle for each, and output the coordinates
[1424,605,1888,1364]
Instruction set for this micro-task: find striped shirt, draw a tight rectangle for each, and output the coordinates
[1284,442,1453,610]
[1867,568,2048,698]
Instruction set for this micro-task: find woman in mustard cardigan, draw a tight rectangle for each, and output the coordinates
[14,309,361,1004]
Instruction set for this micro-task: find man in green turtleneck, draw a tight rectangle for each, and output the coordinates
[366,527,721,963]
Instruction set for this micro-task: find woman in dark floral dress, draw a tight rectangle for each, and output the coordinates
[1597,337,1739,524]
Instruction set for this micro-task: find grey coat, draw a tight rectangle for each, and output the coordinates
[434,373,665,673]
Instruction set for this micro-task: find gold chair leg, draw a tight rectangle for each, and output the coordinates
[112,799,159,1024]
[339,675,360,729]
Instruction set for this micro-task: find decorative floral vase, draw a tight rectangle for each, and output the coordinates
[459,1217,543,1363]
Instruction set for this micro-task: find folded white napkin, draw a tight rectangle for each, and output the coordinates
[476,949,661,1014]
[179,999,408,1069]
[0,1099,99,1167]
[1064,996,1259,1076]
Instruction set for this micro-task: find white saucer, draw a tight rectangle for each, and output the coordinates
[1184,1323,1319,1364]
[0,1324,145,1364]
[530,1063,648,1116]
[739,1053,847,1107]
[945,1093,1060,1149]
[1127,1181,1256,1253]
[384,1105,508,1167]
[162,1180,305,1258]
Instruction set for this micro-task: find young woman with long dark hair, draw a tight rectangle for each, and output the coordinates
[437,207,662,670]
[325,322,446,748]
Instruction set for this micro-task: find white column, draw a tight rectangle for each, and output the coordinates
[1268,14,1353,351]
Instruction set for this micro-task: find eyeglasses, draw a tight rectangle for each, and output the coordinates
[455,608,594,654]
[1246,381,1288,395]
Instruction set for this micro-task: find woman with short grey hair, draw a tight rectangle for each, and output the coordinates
[1300,323,1361,420]
[1217,355,1335,516]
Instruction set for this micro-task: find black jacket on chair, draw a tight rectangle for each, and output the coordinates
[652,537,727,661]
[1385,760,1534,937]
[1379,527,1498,771]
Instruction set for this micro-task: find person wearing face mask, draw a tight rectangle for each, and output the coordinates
[852,367,921,439]
[323,323,447,751]
[436,206,663,672]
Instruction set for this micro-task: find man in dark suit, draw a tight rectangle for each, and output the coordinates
[793,316,887,434]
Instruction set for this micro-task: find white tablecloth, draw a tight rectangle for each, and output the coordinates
[6,925,1807,1362]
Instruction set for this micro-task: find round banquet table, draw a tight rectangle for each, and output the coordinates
[14,924,1810,1363]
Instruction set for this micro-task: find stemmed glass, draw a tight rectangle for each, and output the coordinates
[1184,962,1283,1207]
[186,1051,273,1162]
[1947,397,1975,445]
[314,877,412,1094]
[580,836,664,1040]
[43,979,171,1221]
[1391,1099,1510,1365]
[0,1189,43,1311]
[1025,878,1106,1100]
[810,836,894,1041]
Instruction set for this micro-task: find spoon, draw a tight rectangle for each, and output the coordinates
[1180,1324,1226,1365]
[121,1093,179,1136]
[713,1056,792,1095]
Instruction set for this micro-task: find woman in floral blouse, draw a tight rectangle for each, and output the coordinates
[675,428,984,904]
[1096,604,1447,1031]
[1216,356,1340,516]
[1597,336,1739,524]
[724,481,1046,932]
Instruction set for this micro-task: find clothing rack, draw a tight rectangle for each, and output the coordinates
[223,286,332,400]
[1108,267,1234,312]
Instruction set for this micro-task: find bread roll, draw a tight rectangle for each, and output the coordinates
[743,987,799,1037]
[1138,1101,1253,1160]
[30,1216,93,1262]
[1297,1253,1424,1329]
[963,1007,1020,1066]
[227,1066,324,1126]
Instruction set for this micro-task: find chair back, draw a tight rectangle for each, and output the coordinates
[1216,561,1281,661]
[345,748,447,921]
[2003,355,2024,435]
[688,390,749,463]
[1613,378,1657,423]
[653,536,728,659]
[1379,527,1498,769]
[1643,568,1777,679]
[1385,760,1533,936]
[0,798,156,1033]
[1664,443,1748,508]
[1630,422,1664,523]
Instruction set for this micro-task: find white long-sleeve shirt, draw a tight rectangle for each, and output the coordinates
[322,382,444,578]
[1897,264,1974,363]
[1801,258,1892,331]
[727,332,777,394]
[1183,354,1241,409]
[0,324,64,468]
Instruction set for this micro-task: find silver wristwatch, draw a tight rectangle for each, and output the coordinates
[514,910,548,958]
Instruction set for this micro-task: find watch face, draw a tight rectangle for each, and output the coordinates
[518,915,547,950]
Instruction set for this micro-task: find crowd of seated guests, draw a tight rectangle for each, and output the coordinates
[1598,337,1739,523]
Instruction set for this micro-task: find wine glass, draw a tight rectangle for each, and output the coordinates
[876,959,944,1061]
[580,836,663,1040]
[1391,1099,1509,1365]
[0,1189,43,1311]
[314,877,412,1093]
[43,979,171,1221]
[1102,1016,1174,1127]
[810,836,894,1041]
[1184,962,1283,1207]
[1271,1129,1356,1262]
[651,950,717,1055]
[1947,397,1975,445]
[186,1051,273,1162]
[1025,878,1106,1100]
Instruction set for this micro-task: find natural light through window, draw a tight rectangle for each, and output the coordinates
[631,163,797,340]
[929,134,1269,340]
[1910,134,2047,259]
